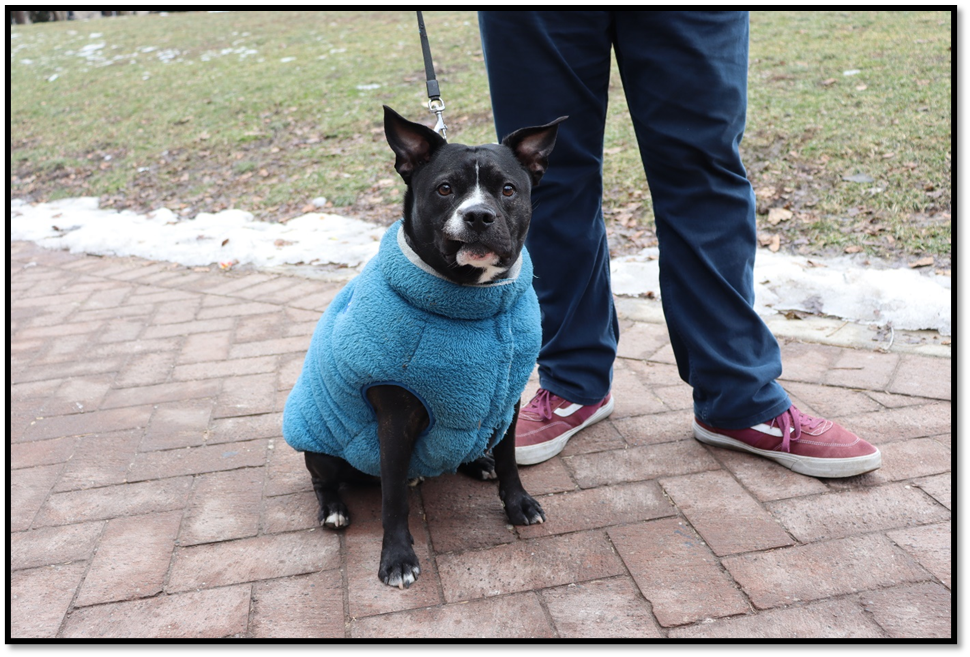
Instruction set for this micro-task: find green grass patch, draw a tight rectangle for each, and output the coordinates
[10,10,950,268]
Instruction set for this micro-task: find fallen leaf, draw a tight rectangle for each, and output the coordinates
[767,207,794,225]
[758,235,781,251]
[844,245,864,254]
[855,84,868,91]
[909,256,934,268]
[274,239,295,248]
[821,78,836,86]
[221,239,229,247]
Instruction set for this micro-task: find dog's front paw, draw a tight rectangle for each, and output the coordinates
[501,490,546,526]
[379,544,421,589]
[317,500,350,529]
[458,454,497,481]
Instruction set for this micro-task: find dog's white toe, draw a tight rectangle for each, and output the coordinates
[323,512,349,528]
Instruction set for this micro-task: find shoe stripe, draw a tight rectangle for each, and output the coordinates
[752,422,784,437]
[553,403,584,417]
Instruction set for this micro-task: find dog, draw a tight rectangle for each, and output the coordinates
[282,106,566,588]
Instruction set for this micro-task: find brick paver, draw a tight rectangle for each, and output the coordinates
[8,241,952,639]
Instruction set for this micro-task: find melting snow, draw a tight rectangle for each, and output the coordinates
[10,197,951,336]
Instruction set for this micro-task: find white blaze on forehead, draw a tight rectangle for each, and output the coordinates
[444,162,486,238]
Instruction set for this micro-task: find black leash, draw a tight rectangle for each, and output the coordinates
[416,11,447,140]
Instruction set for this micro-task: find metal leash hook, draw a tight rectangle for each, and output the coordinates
[429,97,447,140]
[416,11,448,140]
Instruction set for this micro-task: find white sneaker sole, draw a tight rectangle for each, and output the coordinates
[692,420,882,478]
[515,396,615,466]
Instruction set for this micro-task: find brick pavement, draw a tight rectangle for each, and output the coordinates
[8,240,952,640]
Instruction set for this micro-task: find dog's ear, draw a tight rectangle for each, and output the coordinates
[501,116,567,186]
[384,105,447,183]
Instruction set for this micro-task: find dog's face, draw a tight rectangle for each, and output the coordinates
[384,106,565,285]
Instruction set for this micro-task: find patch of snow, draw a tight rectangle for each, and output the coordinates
[11,198,383,271]
[611,246,950,336]
[10,197,951,336]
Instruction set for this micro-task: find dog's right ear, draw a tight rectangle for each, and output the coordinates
[384,105,447,183]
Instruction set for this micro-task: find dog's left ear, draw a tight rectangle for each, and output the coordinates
[501,116,567,186]
[384,105,447,183]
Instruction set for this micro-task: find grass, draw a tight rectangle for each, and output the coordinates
[10,10,951,269]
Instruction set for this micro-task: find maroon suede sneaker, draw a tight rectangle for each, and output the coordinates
[693,406,881,478]
[515,389,614,465]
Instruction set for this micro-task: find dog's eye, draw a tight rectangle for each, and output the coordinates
[502,184,515,197]
[437,183,452,196]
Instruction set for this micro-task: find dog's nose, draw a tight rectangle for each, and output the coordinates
[461,205,496,232]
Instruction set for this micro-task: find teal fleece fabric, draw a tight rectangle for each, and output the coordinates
[282,220,541,479]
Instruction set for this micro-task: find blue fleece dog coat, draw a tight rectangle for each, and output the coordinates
[282,220,541,479]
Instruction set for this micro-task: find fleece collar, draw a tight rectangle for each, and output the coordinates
[379,220,533,321]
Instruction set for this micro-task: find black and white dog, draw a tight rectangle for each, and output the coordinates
[286,106,565,589]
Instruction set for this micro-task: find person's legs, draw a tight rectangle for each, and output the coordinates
[480,11,618,407]
[611,12,879,477]
[613,10,790,429]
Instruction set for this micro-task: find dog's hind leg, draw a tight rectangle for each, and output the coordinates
[458,452,497,480]
[304,451,353,529]
[493,402,546,525]
[367,384,430,589]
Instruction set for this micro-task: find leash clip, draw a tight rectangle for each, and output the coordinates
[428,97,447,140]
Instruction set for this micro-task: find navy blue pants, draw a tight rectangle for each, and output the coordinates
[479,11,791,429]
